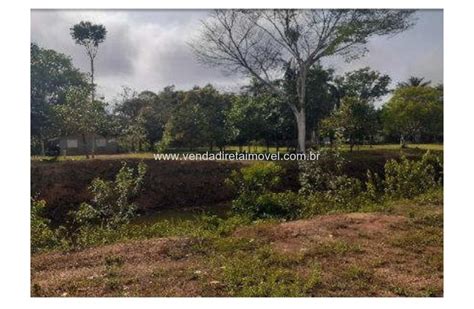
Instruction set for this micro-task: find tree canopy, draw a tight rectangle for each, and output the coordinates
[382,86,443,144]
[71,21,107,103]
[31,43,89,154]
[192,9,416,151]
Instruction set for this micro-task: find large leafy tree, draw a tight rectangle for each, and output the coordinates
[323,96,379,151]
[114,88,153,152]
[164,85,230,150]
[334,67,391,103]
[226,93,290,151]
[382,86,443,146]
[284,63,338,147]
[191,9,415,152]
[114,86,183,151]
[70,21,107,103]
[53,87,108,157]
[229,78,296,151]
[319,67,390,149]
[31,43,88,155]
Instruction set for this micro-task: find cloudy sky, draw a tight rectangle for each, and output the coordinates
[31,9,443,104]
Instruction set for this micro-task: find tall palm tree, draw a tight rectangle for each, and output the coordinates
[397,76,431,88]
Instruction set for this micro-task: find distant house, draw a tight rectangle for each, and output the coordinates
[51,134,119,156]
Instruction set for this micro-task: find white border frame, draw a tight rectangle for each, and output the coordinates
[1,0,473,308]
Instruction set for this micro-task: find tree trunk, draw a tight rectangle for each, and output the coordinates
[400,134,406,148]
[91,134,96,158]
[89,56,95,159]
[82,133,89,159]
[310,129,316,148]
[40,136,45,156]
[90,57,95,103]
[295,65,308,153]
[314,124,320,150]
[295,109,306,153]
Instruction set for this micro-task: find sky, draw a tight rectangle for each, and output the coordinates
[31,9,443,105]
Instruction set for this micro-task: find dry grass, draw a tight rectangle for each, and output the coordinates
[31,198,443,297]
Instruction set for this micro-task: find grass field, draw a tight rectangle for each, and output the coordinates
[31,143,443,161]
[31,190,443,297]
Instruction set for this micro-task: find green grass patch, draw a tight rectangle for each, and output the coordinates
[211,245,321,297]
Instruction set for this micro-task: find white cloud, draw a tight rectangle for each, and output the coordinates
[31,9,442,103]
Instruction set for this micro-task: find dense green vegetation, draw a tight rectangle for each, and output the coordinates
[31,148,443,297]
[31,34,443,156]
[31,148,442,253]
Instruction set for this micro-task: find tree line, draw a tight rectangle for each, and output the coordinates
[31,12,443,156]
[31,42,443,155]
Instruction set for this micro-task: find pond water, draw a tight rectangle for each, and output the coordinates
[132,202,232,225]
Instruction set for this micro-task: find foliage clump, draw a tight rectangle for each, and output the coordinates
[298,147,346,194]
[32,162,148,251]
[384,151,441,198]
[31,199,61,253]
[226,162,301,219]
[74,161,147,228]
[226,147,443,220]
[297,146,366,214]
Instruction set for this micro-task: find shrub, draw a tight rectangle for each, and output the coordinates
[248,191,303,219]
[324,175,363,206]
[73,161,147,228]
[48,162,149,249]
[226,161,282,195]
[298,147,345,194]
[365,170,384,201]
[298,147,368,214]
[31,199,61,253]
[384,152,439,198]
[227,162,295,219]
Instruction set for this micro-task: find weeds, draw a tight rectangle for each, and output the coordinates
[305,240,364,258]
[214,246,321,297]
[104,255,124,292]
[390,227,443,252]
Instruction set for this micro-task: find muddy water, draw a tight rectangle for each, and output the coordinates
[132,202,232,225]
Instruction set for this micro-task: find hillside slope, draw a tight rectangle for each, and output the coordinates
[32,202,443,297]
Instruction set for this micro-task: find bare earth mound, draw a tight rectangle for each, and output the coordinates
[32,208,443,297]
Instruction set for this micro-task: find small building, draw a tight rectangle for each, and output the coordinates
[52,135,119,156]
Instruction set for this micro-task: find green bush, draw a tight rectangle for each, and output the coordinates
[298,147,345,194]
[31,199,61,253]
[73,161,147,228]
[227,162,295,219]
[226,161,282,195]
[364,170,384,201]
[298,147,368,214]
[325,175,363,205]
[247,191,303,219]
[38,161,149,249]
[384,152,439,198]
